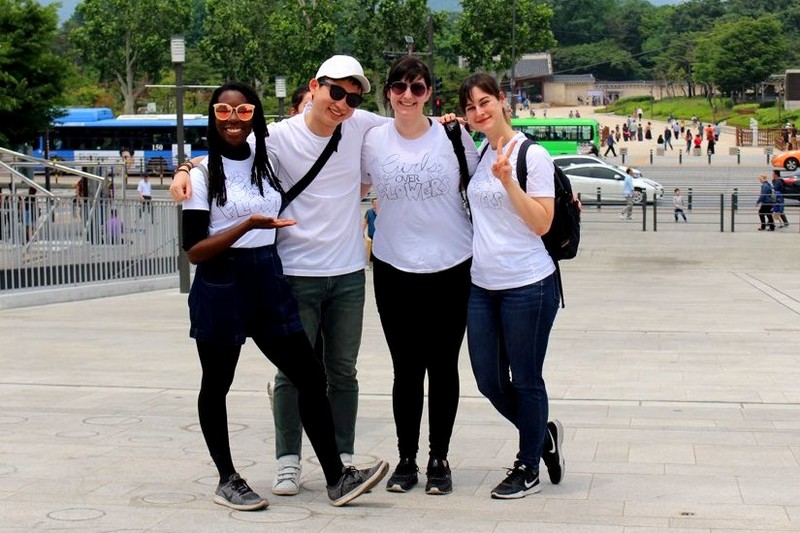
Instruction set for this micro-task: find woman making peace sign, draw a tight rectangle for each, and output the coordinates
[458,73,565,499]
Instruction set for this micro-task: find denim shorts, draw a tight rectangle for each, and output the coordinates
[188,245,304,345]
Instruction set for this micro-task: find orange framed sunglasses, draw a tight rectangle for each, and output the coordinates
[212,103,256,121]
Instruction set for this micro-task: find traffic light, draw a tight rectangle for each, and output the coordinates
[434,76,443,95]
[432,97,442,116]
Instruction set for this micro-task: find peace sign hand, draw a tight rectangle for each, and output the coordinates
[491,136,518,185]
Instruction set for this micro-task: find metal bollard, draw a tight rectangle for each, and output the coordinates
[731,191,737,232]
[737,148,741,165]
[679,149,682,165]
[641,191,647,231]
[596,187,601,209]
[649,149,653,164]
[719,193,724,232]
[707,151,712,165]
[688,187,693,211]
[652,193,657,232]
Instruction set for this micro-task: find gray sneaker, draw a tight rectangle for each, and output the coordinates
[214,473,268,511]
[327,461,389,507]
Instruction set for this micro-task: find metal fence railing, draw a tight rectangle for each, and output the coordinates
[0,195,179,291]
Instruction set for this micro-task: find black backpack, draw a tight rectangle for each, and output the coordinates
[446,123,580,308]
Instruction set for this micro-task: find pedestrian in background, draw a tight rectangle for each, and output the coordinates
[771,170,789,228]
[619,168,635,220]
[362,197,378,267]
[673,188,687,222]
[289,86,312,116]
[757,173,775,231]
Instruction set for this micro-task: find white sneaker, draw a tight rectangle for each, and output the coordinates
[340,453,353,467]
[272,455,301,496]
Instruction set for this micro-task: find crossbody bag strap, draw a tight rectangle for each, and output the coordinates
[280,123,343,213]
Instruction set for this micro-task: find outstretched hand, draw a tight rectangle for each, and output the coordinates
[491,137,518,184]
[250,215,296,229]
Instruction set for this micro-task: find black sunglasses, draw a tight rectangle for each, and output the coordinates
[389,81,427,97]
[319,80,363,108]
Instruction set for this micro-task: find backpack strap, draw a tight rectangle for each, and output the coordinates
[444,121,473,220]
[280,123,342,213]
[515,138,566,308]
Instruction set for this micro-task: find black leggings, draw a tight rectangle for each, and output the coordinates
[197,332,343,485]
[373,257,471,460]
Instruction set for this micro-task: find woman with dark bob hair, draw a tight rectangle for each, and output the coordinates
[180,81,387,511]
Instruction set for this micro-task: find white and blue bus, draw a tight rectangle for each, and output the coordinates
[33,107,209,175]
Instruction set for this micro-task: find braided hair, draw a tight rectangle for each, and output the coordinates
[205,81,284,207]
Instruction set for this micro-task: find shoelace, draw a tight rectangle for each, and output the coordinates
[228,477,252,496]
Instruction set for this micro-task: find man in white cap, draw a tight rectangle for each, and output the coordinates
[170,55,389,497]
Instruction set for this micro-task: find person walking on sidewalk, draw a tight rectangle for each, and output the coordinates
[180,81,388,511]
[361,56,479,496]
[458,73,565,500]
[757,173,775,231]
[604,130,617,157]
[619,168,635,220]
[673,188,687,222]
[772,170,789,228]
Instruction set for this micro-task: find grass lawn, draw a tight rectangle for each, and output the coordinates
[599,96,800,128]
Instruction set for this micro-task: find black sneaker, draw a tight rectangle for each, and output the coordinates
[214,473,268,511]
[490,462,540,499]
[386,457,419,492]
[541,419,565,485]
[425,456,452,495]
[327,461,389,507]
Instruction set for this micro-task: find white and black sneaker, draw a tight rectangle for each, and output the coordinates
[541,419,565,484]
[490,462,540,499]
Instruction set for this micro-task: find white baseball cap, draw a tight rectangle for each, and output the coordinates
[315,55,371,93]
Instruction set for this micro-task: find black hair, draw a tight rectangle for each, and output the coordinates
[458,73,502,115]
[290,85,310,113]
[205,81,283,207]
[382,56,432,105]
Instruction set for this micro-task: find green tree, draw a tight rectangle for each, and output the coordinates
[551,41,643,80]
[458,0,556,77]
[0,0,69,148]
[693,16,787,102]
[70,0,192,114]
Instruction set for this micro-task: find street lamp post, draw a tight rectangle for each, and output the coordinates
[404,35,414,56]
[275,76,287,120]
[171,35,190,294]
[171,36,186,166]
[510,0,517,118]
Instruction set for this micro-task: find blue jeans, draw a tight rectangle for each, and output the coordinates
[467,274,559,469]
[272,270,365,458]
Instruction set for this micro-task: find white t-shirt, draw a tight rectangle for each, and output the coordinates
[467,132,556,290]
[182,155,282,248]
[137,179,152,197]
[361,120,477,273]
[266,109,389,276]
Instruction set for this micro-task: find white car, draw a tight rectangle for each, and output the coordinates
[561,163,663,204]
[552,154,643,178]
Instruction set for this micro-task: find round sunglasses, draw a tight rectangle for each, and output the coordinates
[319,80,363,108]
[212,103,256,121]
[389,81,428,97]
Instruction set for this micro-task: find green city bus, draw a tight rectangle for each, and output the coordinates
[472,117,601,156]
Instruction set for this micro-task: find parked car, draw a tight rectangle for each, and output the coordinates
[780,172,800,202]
[552,154,643,178]
[771,149,800,171]
[561,163,664,204]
